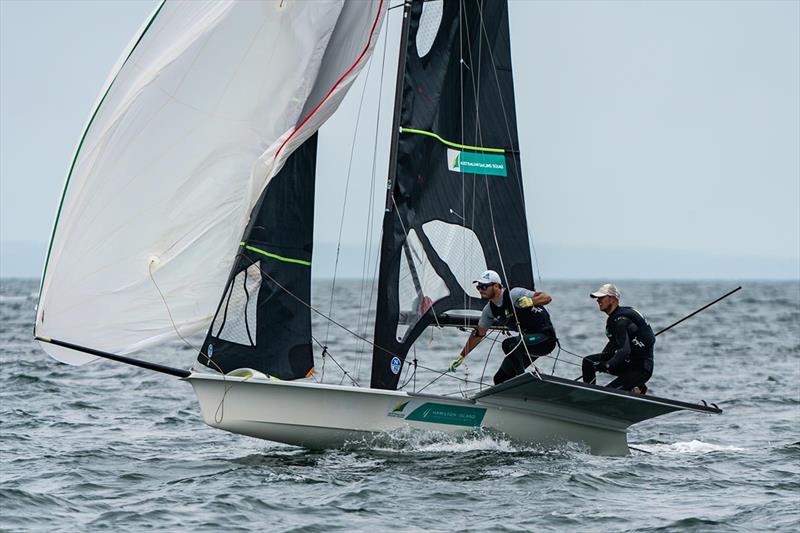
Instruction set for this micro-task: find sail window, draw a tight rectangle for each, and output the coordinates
[422,220,488,297]
[396,229,449,341]
[416,0,443,58]
[211,262,262,347]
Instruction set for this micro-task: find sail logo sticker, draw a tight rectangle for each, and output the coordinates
[388,400,410,418]
[446,148,507,177]
[447,148,462,172]
[390,356,402,375]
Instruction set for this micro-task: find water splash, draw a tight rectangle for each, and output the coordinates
[341,426,522,454]
[636,440,744,455]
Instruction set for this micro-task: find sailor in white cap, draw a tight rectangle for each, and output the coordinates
[582,283,655,394]
[449,270,557,385]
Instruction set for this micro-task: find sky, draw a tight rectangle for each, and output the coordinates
[1,0,798,280]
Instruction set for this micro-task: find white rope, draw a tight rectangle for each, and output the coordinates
[148,258,243,423]
[147,259,221,374]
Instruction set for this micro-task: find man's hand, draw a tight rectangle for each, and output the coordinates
[517,296,534,308]
[448,355,465,372]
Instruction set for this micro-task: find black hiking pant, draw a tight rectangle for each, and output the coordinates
[493,333,557,385]
[582,353,653,392]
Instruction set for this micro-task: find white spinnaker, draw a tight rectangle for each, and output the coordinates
[36,0,387,365]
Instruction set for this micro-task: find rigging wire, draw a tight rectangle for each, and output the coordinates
[323,47,378,363]
[398,345,418,390]
[155,3,591,397]
[155,245,585,399]
[459,2,540,378]
[310,334,360,387]
[459,0,467,332]
[238,252,499,392]
[253,262,393,362]
[478,330,501,389]
[354,17,393,382]
[474,0,544,287]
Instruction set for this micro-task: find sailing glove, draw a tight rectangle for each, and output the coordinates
[517,296,534,308]
[448,355,465,372]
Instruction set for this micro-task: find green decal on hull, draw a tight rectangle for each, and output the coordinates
[405,403,486,427]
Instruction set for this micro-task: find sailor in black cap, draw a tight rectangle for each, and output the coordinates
[583,283,655,393]
[449,270,557,385]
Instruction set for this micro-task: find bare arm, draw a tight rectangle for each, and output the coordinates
[531,291,551,306]
[512,288,552,308]
[460,326,488,358]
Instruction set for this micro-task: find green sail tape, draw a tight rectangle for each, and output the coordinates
[405,402,486,427]
[241,243,311,266]
[39,1,167,297]
[399,127,506,154]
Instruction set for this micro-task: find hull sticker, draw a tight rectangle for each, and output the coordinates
[405,402,486,427]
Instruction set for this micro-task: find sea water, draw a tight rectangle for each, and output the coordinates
[1,279,798,532]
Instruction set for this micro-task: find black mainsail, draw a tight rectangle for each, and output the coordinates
[197,134,318,379]
[371,0,533,390]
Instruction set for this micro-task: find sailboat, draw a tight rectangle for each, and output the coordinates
[35,0,720,456]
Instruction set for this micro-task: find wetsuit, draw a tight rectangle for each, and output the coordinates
[480,288,557,385]
[582,306,655,391]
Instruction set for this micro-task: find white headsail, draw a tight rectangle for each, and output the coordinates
[36,0,387,365]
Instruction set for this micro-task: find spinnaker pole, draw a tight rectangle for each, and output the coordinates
[36,337,191,378]
[653,286,742,337]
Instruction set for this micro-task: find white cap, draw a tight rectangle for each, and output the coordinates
[474,270,501,285]
[590,283,621,299]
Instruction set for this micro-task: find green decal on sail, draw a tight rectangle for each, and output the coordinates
[447,148,507,176]
[241,243,311,266]
[405,403,486,427]
[400,127,505,153]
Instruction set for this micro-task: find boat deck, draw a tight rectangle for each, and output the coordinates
[471,372,721,427]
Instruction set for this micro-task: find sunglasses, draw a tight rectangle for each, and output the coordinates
[476,283,494,291]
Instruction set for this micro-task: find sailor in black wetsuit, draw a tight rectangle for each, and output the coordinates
[582,283,655,393]
[449,270,557,385]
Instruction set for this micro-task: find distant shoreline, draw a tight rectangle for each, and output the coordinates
[2,241,798,280]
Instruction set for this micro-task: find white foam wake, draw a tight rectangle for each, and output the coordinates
[636,439,744,455]
[357,427,523,454]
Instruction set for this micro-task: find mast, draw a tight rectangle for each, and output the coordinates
[384,1,414,213]
[371,0,414,388]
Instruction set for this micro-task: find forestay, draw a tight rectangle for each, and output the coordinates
[371,0,533,390]
[35,0,387,365]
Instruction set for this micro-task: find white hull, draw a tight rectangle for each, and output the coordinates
[187,372,632,455]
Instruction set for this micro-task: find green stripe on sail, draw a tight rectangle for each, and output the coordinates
[399,127,506,154]
[241,243,311,266]
[38,1,167,299]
